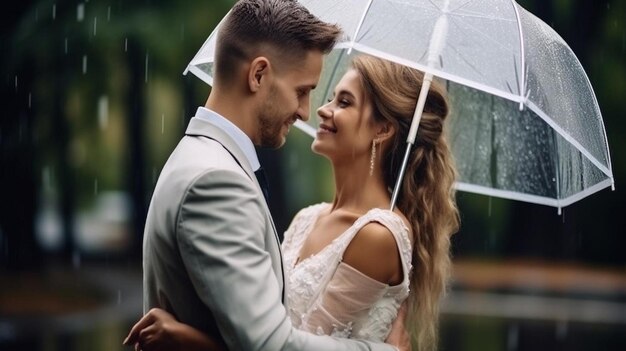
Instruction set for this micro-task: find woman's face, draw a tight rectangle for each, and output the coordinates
[311,69,378,163]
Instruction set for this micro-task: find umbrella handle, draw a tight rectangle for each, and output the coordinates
[390,143,413,210]
[406,73,434,144]
[390,73,434,211]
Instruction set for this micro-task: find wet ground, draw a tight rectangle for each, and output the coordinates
[0,259,624,350]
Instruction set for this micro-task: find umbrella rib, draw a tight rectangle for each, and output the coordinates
[348,0,374,51]
[447,41,485,80]
[526,100,612,178]
[449,0,476,14]
[448,11,515,22]
[510,0,526,105]
[426,0,442,12]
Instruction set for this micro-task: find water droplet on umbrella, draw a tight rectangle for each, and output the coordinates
[77,3,85,22]
[82,55,88,74]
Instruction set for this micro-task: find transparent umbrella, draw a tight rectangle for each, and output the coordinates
[184,0,614,213]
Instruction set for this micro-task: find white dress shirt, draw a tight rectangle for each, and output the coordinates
[194,106,261,172]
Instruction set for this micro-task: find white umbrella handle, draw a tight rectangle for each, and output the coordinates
[390,8,448,210]
[390,74,434,210]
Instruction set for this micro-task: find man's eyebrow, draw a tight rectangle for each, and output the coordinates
[298,84,317,91]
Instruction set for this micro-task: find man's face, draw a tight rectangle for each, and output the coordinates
[257,50,324,148]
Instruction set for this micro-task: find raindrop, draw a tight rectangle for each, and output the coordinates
[93,17,97,36]
[52,4,57,20]
[28,92,32,109]
[162,113,165,134]
[607,3,610,9]
[64,38,68,54]
[107,6,111,21]
[82,55,88,74]
[117,290,122,305]
[145,53,149,83]
[14,75,17,91]
[42,167,50,190]
[507,324,519,351]
[77,3,85,22]
[98,95,109,129]
[556,320,568,340]
[94,178,98,195]
[488,196,492,217]
[73,251,81,269]
[35,8,39,22]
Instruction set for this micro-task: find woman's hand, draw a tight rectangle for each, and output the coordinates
[123,308,224,351]
[385,301,412,351]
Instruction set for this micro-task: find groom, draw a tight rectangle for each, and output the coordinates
[132,1,401,350]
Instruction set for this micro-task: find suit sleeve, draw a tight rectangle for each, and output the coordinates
[176,169,396,351]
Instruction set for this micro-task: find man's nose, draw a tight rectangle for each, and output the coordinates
[297,100,310,122]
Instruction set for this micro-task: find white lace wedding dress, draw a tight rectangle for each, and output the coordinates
[282,203,413,341]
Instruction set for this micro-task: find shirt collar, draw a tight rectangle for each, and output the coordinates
[194,107,261,171]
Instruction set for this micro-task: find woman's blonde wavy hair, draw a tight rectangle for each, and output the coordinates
[352,55,460,351]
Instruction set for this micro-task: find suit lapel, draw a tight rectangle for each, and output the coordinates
[185,117,286,302]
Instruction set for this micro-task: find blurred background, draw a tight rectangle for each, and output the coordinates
[1,0,624,350]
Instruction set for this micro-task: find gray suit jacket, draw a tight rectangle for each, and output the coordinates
[143,116,395,350]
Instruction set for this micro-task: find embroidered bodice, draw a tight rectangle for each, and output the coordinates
[282,203,413,341]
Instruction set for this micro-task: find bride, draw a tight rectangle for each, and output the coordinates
[124,55,459,351]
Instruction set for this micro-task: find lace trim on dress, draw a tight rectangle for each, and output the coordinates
[282,203,413,341]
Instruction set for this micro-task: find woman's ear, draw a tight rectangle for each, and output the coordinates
[248,57,271,93]
[376,121,395,143]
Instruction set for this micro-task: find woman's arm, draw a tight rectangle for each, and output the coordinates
[123,308,225,351]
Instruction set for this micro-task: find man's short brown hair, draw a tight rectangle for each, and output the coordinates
[214,0,341,83]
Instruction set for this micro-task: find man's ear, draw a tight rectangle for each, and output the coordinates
[248,57,271,93]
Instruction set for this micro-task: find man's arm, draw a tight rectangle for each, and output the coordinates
[176,169,396,351]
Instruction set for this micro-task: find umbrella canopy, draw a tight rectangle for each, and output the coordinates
[184,0,614,212]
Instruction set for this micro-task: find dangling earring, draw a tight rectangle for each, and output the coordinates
[369,139,378,176]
